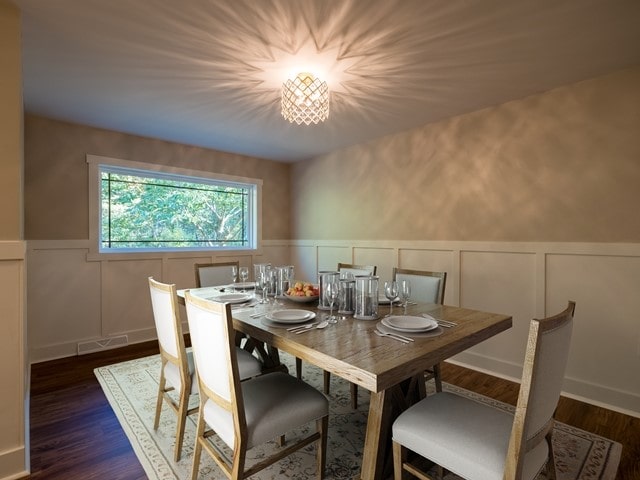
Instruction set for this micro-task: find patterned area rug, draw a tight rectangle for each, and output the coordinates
[95,353,621,480]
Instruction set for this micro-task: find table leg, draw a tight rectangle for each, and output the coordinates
[361,389,392,480]
[360,374,428,480]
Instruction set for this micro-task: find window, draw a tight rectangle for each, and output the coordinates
[88,156,260,253]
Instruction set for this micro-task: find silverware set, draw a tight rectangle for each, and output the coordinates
[374,329,414,343]
[287,320,329,333]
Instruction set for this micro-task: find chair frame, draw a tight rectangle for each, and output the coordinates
[393,301,576,480]
[393,267,447,392]
[194,261,240,288]
[185,292,328,480]
[337,262,377,276]
[148,277,198,462]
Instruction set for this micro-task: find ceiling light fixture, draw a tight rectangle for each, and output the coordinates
[281,72,329,125]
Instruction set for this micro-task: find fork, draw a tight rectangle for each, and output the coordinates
[287,322,319,333]
[374,330,412,344]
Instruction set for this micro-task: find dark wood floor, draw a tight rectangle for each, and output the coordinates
[25,341,639,479]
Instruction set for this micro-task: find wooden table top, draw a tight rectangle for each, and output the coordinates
[230,301,512,393]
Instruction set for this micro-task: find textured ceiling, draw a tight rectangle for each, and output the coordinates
[14,0,640,162]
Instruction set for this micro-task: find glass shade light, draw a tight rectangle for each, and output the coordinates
[281,72,329,125]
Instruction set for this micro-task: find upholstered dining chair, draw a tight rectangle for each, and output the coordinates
[195,261,239,288]
[392,301,576,480]
[393,267,447,392]
[337,262,377,278]
[148,277,262,462]
[184,291,329,480]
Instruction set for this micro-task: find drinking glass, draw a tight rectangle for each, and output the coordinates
[399,280,411,315]
[384,281,398,317]
[230,266,238,292]
[239,267,249,290]
[257,270,269,303]
[325,280,340,324]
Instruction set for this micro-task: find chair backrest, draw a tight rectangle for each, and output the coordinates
[338,263,377,278]
[148,277,187,366]
[195,261,239,288]
[184,291,245,448]
[505,301,576,479]
[393,268,446,304]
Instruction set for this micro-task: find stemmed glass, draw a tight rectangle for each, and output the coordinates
[325,280,340,324]
[384,281,398,317]
[257,270,269,304]
[239,267,249,291]
[399,280,411,315]
[230,266,238,292]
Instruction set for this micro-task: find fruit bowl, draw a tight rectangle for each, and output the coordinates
[284,282,320,303]
[284,292,319,303]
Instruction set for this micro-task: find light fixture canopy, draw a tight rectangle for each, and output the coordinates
[281,72,329,125]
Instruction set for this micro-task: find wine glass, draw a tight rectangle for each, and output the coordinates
[230,266,238,292]
[239,267,248,290]
[257,270,269,303]
[384,281,398,317]
[399,280,411,315]
[325,281,340,324]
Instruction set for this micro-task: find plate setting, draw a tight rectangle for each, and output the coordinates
[210,293,253,304]
[381,315,438,332]
[266,309,316,324]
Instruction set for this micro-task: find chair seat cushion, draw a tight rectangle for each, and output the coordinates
[164,349,199,395]
[236,348,262,380]
[203,372,328,449]
[393,392,548,480]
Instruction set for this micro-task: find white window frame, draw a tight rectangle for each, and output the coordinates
[87,154,262,257]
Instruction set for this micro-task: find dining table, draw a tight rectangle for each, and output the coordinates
[177,286,512,480]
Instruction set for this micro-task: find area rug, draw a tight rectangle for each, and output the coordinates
[95,353,621,480]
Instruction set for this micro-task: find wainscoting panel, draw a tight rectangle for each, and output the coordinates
[27,244,102,356]
[26,239,640,416]
[457,250,538,372]
[0,241,27,479]
[546,252,640,413]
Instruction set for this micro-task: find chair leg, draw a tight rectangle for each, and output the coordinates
[323,370,331,394]
[545,430,557,480]
[317,415,329,479]
[433,363,443,392]
[350,383,358,409]
[392,441,405,480]
[154,372,166,430]
[191,414,205,480]
[295,357,302,379]
[174,389,189,461]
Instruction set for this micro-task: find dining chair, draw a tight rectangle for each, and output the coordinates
[392,301,576,480]
[337,262,377,278]
[194,261,239,288]
[184,291,329,480]
[148,277,262,462]
[393,267,447,392]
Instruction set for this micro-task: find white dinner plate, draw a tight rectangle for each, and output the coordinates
[214,293,253,304]
[382,315,438,332]
[266,309,315,324]
[229,282,255,290]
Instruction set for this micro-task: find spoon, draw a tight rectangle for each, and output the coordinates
[295,320,328,334]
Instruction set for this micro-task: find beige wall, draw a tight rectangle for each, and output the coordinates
[292,67,640,242]
[23,66,640,420]
[24,115,291,241]
[0,1,28,479]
